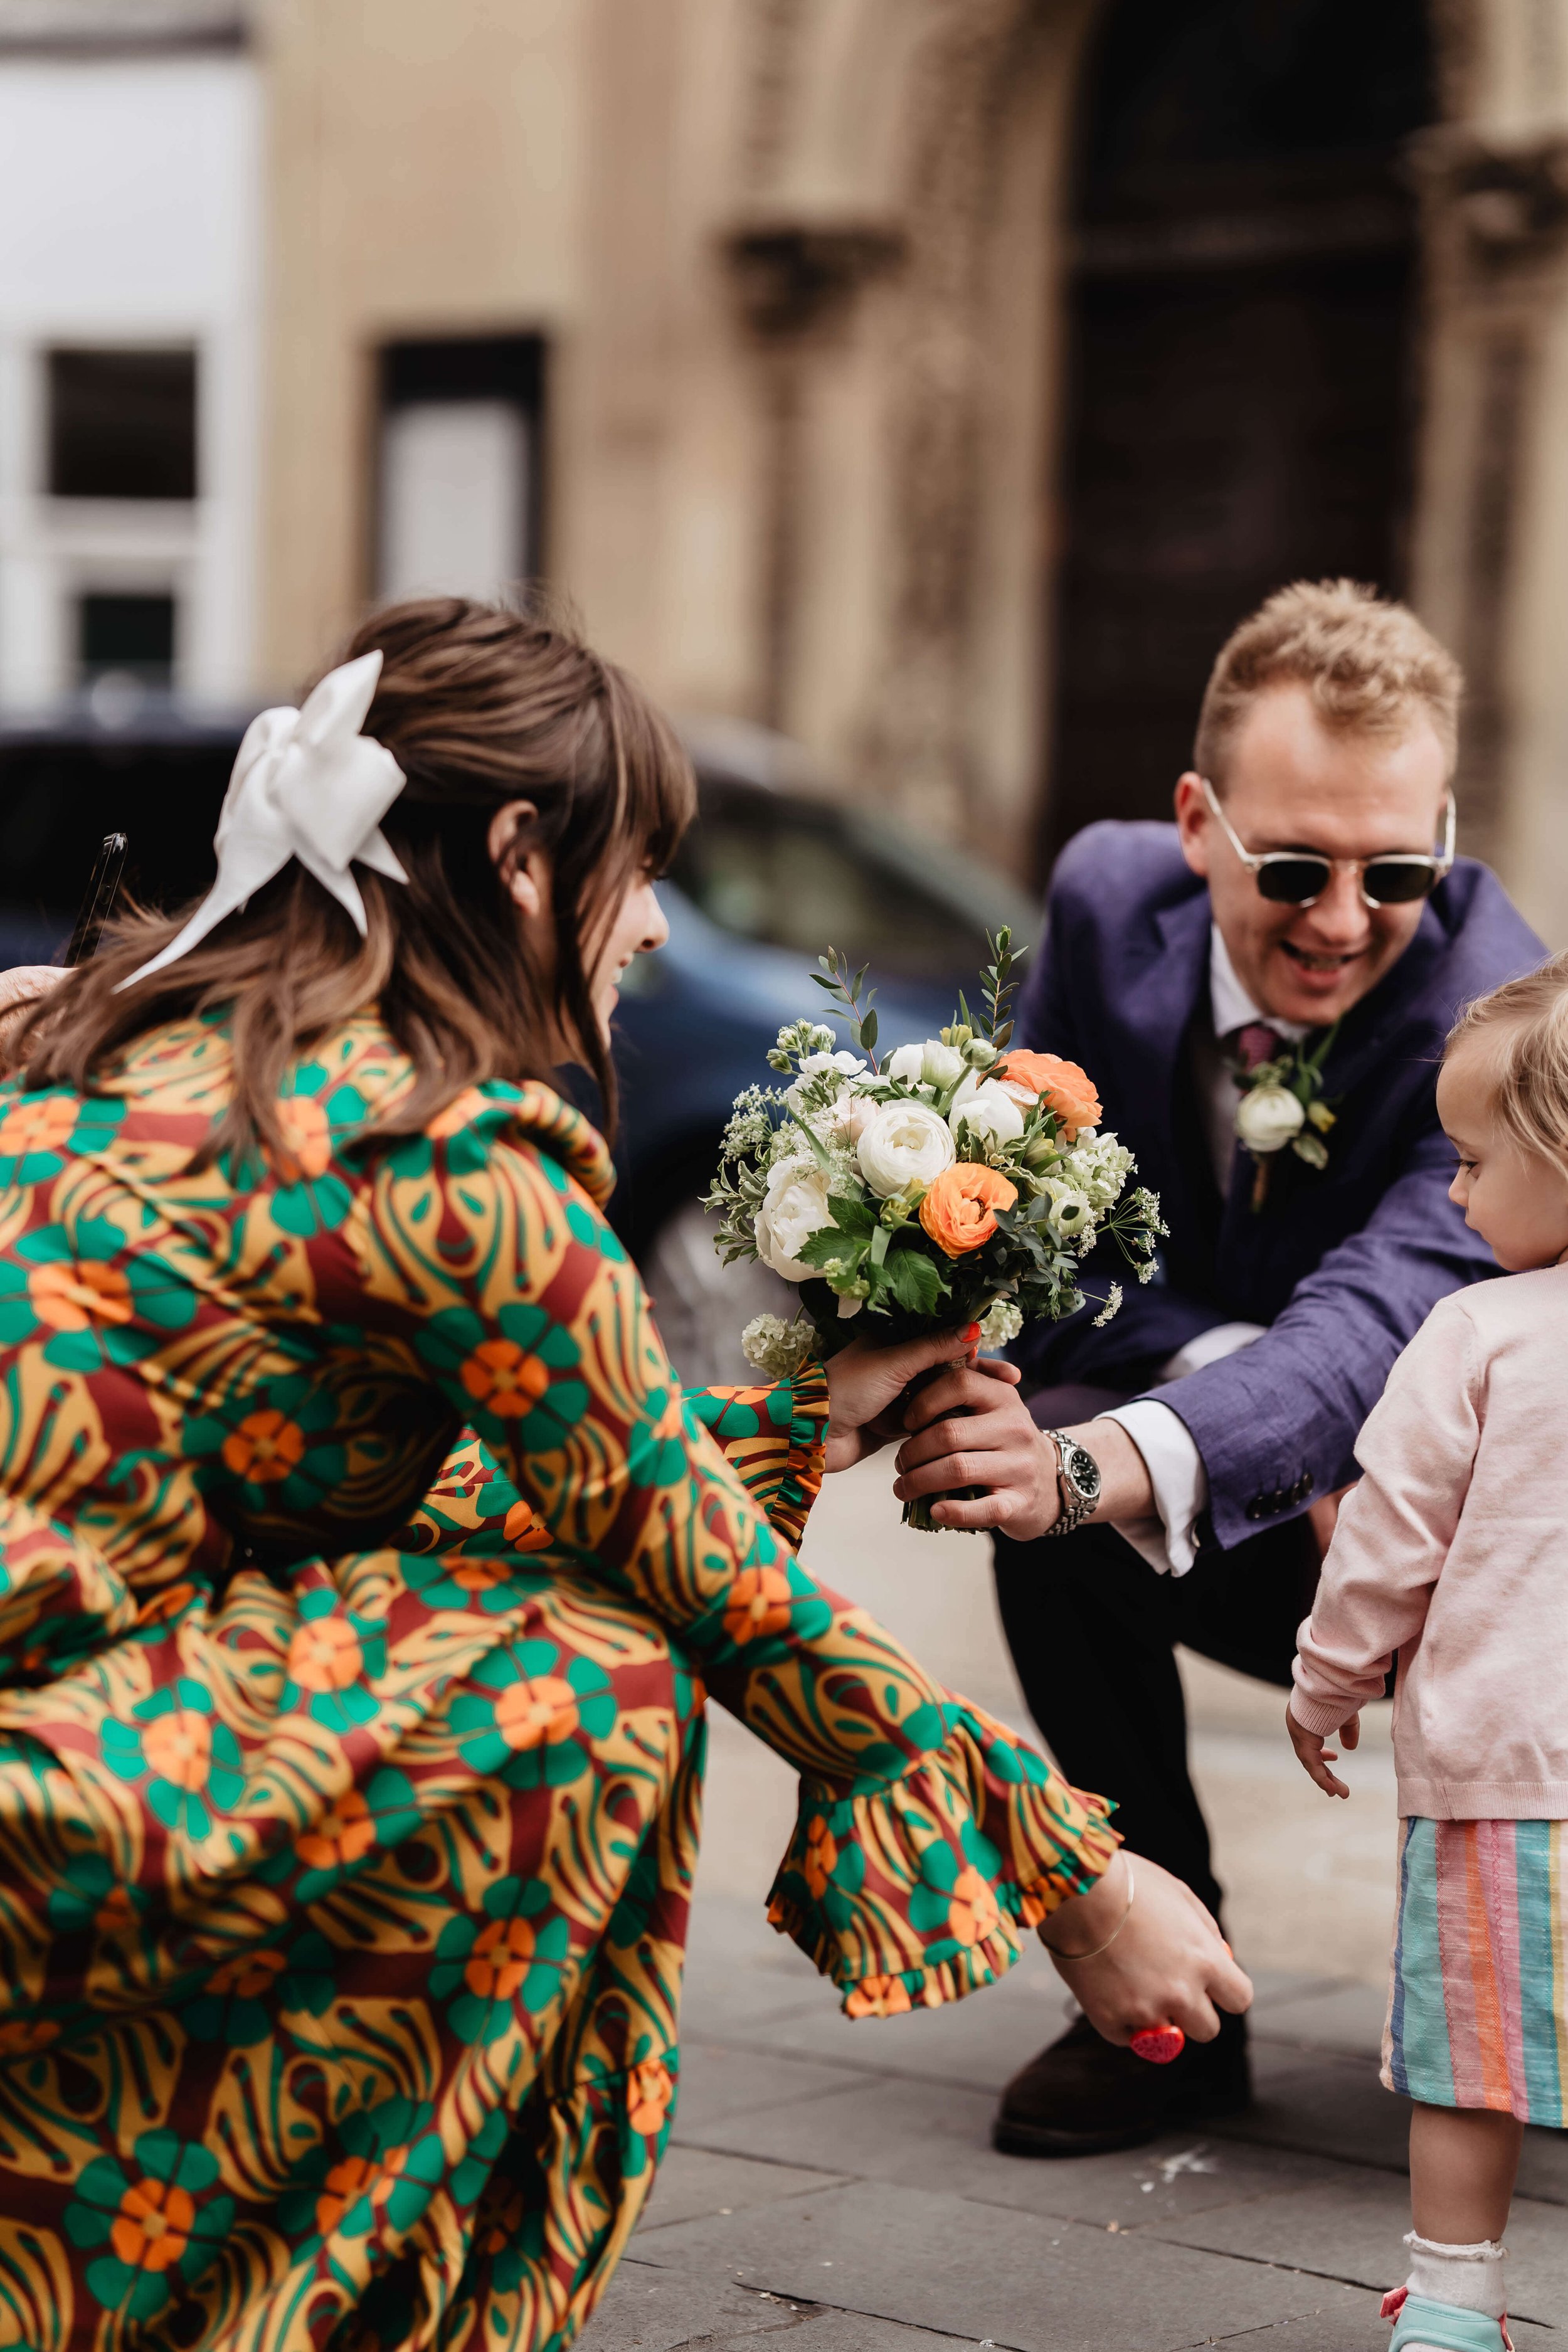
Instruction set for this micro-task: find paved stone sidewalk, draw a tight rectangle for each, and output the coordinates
[581,1893,1567,2352]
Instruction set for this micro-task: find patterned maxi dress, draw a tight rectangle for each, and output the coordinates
[0,1010,1116,2352]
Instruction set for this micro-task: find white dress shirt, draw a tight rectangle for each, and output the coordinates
[1095,928,1307,1576]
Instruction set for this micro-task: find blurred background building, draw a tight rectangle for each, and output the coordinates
[4,0,1568,943]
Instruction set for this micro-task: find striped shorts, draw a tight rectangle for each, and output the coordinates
[1384,1816,1568,2125]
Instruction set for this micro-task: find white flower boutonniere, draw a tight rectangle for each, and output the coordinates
[1231,1025,1339,1210]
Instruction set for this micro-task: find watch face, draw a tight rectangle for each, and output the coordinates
[1065,1443,1101,1503]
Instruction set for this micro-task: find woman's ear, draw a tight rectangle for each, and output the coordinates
[487,800,548,919]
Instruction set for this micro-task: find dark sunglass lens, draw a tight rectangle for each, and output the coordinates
[1362,861,1437,906]
[1256,859,1329,904]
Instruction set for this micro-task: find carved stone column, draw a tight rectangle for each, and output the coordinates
[859,0,1058,842]
[1407,124,1568,880]
[721,221,902,733]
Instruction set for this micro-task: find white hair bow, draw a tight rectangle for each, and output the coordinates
[119,651,408,990]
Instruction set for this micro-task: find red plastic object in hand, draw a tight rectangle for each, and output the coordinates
[1130,2024,1185,2065]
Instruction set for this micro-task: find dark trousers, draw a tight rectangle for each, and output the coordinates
[992,1517,1320,1928]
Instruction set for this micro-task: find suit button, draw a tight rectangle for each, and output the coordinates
[1246,1496,1268,1521]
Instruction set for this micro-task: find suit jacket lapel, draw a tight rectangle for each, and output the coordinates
[1121,891,1216,1259]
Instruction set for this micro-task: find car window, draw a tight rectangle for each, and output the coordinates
[669,778,1034,980]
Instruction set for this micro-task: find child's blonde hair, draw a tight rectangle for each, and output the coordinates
[1448,951,1568,1185]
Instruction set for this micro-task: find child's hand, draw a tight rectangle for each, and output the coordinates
[1286,1702,1359,1799]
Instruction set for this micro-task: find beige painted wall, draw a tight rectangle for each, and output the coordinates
[257,0,1568,931]
[260,0,585,693]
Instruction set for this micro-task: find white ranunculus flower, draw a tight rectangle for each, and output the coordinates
[754,1162,836,1279]
[948,1074,1025,1149]
[855,1101,956,1198]
[1235,1084,1306,1155]
[887,1039,965,1089]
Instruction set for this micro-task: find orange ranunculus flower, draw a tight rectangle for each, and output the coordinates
[112,2177,194,2272]
[296,1789,377,1873]
[845,1974,913,2020]
[492,1674,580,1751]
[222,1408,307,1484]
[275,1095,333,1184]
[947,1864,1001,1949]
[626,2058,674,2136]
[722,1565,793,1646]
[995,1051,1101,1141]
[918,1164,1017,1257]
[802,1814,837,1899]
[142,1708,211,1791]
[287,1616,364,1693]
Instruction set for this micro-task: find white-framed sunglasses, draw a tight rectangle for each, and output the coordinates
[1200,778,1456,909]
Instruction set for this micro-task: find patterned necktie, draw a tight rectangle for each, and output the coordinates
[1226,1022,1283,1076]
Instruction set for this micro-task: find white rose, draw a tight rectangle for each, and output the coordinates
[887,1039,965,1089]
[754,1162,836,1279]
[949,1074,1025,1149]
[855,1101,956,1198]
[1235,1084,1305,1155]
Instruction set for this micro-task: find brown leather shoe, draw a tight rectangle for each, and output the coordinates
[992,2008,1252,2157]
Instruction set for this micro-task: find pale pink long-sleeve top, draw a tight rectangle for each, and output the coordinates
[1291,1264,1568,1820]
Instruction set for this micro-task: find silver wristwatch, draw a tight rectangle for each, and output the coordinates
[1041,1428,1102,1538]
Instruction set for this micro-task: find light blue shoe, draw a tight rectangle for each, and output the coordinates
[1385,2292,1513,2352]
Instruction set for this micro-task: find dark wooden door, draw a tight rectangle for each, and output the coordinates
[1042,0,1433,863]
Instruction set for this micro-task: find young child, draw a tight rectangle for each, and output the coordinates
[1288,953,1568,2352]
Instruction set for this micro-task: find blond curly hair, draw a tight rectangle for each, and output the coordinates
[1195,580,1463,790]
[1448,951,1568,1188]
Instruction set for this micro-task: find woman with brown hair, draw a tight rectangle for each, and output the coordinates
[0,597,1246,2352]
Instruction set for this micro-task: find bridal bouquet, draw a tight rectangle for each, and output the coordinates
[704,930,1164,1527]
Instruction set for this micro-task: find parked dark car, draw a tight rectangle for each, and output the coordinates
[0,709,1037,1379]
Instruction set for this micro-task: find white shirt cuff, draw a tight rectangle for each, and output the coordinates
[1092,1323,1266,1578]
[1098,1399,1207,1577]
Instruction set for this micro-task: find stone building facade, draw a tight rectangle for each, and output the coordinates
[8,1,1568,938]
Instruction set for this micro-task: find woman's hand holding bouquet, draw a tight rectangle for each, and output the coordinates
[706,928,1165,1528]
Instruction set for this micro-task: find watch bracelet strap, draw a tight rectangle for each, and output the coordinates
[1042,1426,1095,1540]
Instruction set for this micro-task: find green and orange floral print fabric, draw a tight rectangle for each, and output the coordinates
[0,1011,1116,2352]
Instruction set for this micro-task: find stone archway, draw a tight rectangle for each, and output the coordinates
[722,0,1099,862]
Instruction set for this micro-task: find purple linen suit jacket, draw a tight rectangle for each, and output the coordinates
[1012,821,1544,1554]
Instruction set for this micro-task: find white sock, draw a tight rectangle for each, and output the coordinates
[1404,2230,1508,2319]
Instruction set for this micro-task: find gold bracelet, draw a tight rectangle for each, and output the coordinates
[1041,1856,1135,1963]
